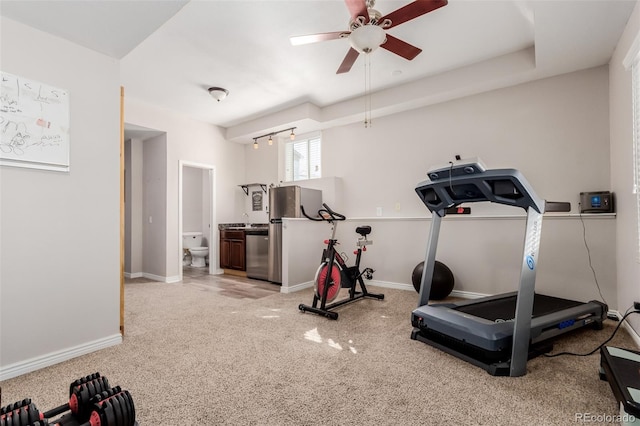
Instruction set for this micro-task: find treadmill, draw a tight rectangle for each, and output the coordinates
[410,159,608,377]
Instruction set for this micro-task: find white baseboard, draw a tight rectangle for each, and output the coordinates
[366,281,490,299]
[0,334,122,381]
[451,289,489,299]
[281,281,313,293]
[367,280,413,291]
[282,280,413,293]
[124,272,143,279]
[280,280,490,297]
[139,272,181,283]
[165,275,181,284]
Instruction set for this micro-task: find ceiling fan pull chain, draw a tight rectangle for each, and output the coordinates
[364,54,373,128]
[364,56,369,127]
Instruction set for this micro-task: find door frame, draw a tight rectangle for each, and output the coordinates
[119,87,125,335]
[178,160,218,281]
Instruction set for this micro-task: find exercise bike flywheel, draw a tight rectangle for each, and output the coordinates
[314,262,342,303]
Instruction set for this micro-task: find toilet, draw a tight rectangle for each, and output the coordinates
[182,232,209,268]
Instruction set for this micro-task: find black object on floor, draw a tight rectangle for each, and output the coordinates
[600,346,640,418]
[0,373,137,426]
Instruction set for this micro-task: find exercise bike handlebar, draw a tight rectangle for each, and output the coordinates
[301,203,346,222]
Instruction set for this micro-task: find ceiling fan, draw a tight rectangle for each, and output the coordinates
[290,0,448,74]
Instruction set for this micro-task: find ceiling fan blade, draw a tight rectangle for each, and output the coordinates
[345,0,369,23]
[380,34,422,60]
[378,0,447,30]
[290,31,350,46]
[337,48,360,74]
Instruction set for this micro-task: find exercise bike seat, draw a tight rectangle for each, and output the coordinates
[356,226,371,236]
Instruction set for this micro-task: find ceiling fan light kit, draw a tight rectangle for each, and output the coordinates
[289,0,448,74]
[349,25,386,54]
[289,0,447,128]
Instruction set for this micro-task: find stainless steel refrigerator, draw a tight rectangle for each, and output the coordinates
[268,185,322,283]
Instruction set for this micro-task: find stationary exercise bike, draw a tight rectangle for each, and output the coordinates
[299,203,384,320]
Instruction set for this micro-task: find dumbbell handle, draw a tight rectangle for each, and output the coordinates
[42,403,69,419]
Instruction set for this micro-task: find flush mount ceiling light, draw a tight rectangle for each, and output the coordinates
[208,87,229,102]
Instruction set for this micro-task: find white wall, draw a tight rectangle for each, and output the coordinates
[124,138,143,276]
[610,1,640,333]
[249,66,617,309]
[142,134,168,279]
[183,166,204,232]
[282,215,616,306]
[125,98,246,281]
[321,66,611,218]
[0,18,121,378]
[129,139,144,275]
[125,139,133,273]
[201,170,212,246]
[241,184,269,225]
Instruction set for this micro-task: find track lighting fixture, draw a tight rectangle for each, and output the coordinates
[251,127,297,149]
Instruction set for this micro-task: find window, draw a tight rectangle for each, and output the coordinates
[625,34,640,260]
[284,135,321,182]
[634,60,640,260]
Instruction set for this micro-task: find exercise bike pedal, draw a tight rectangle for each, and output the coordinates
[363,268,374,280]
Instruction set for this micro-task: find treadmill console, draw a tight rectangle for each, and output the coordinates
[426,158,486,181]
[416,161,545,215]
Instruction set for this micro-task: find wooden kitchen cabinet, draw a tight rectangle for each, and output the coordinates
[220,230,245,271]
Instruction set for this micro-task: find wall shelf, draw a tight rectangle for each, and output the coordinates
[239,183,267,195]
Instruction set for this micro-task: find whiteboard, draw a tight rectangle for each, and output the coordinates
[0,72,70,172]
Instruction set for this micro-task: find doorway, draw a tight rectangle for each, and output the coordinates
[179,161,217,281]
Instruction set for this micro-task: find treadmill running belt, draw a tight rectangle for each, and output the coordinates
[455,294,584,322]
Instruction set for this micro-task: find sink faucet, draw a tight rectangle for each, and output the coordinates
[242,212,249,225]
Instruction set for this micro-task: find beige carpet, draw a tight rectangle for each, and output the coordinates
[1,280,635,425]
